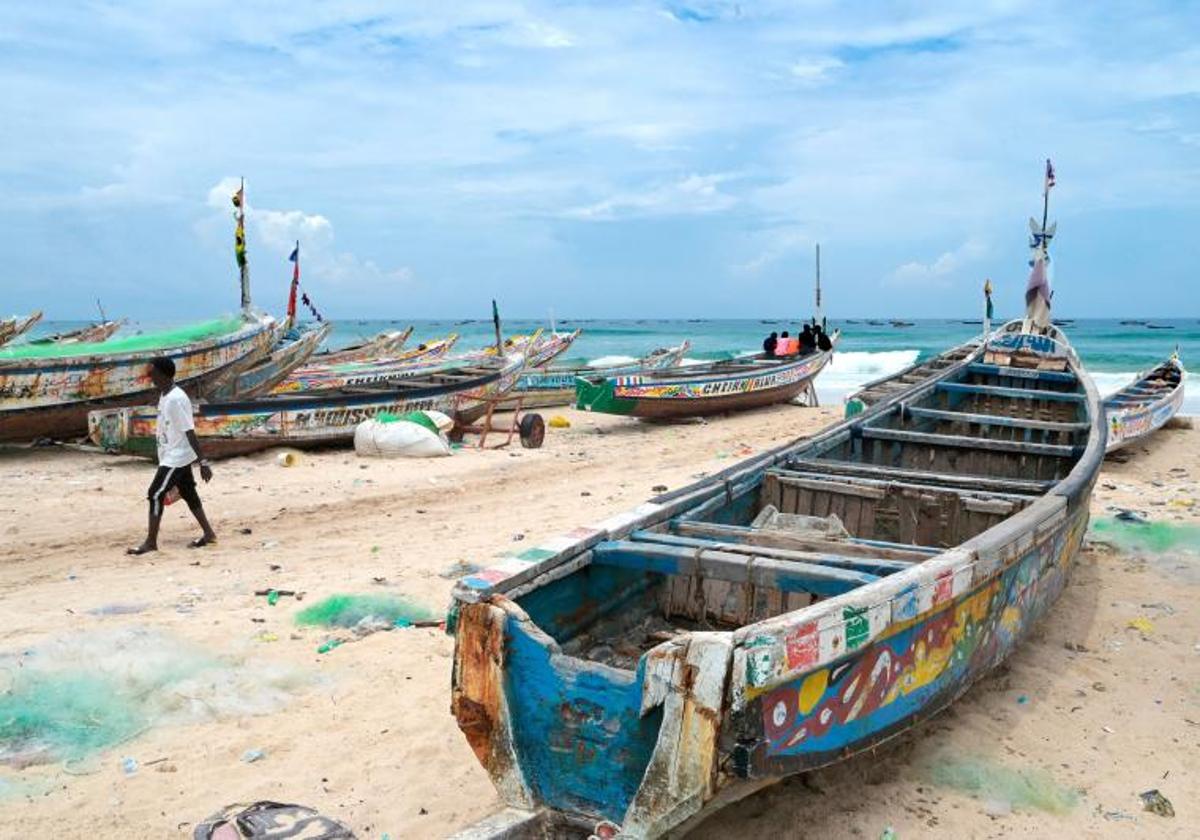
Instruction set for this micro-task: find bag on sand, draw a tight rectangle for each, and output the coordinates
[354,417,451,458]
[193,801,355,839]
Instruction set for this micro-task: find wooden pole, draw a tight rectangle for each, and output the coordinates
[814,243,824,329]
[239,177,252,313]
[492,299,503,355]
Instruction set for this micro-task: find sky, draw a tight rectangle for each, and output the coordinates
[2,1,1198,320]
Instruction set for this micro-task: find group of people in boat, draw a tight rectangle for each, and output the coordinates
[762,322,832,358]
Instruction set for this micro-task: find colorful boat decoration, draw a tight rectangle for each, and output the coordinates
[310,326,413,365]
[203,322,333,401]
[269,335,459,394]
[575,335,838,419]
[447,319,1104,838]
[500,341,691,410]
[472,329,581,369]
[1104,354,1185,453]
[89,350,527,460]
[27,319,125,346]
[0,312,44,348]
[0,315,276,442]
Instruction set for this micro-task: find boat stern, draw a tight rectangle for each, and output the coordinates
[575,376,636,415]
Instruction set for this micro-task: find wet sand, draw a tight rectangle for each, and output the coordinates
[0,407,1196,838]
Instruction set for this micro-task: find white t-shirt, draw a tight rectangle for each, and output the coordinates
[157,386,197,467]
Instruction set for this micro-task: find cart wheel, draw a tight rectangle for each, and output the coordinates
[519,413,545,449]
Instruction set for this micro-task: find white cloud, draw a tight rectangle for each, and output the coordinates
[887,237,989,287]
[563,174,738,220]
[788,56,844,85]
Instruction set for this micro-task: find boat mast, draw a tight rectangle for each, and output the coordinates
[982,278,993,337]
[235,177,251,314]
[814,243,823,329]
[492,299,503,355]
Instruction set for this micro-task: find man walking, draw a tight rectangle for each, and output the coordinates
[127,357,217,554]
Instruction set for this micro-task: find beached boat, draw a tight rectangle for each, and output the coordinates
[0,312,44,348]
[1104,354,1185,453]
[472,329,581,369]
[269,335,459,394]
[448,320,1104,838]
[0,315,276,442]
[310,326,413,364]
[575,336,837,419]
[89,351,527,459]
[499,341,690,410]
[203,322,333,400]
[27,319,125,346]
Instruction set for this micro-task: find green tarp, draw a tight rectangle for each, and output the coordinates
[0,317,246,360]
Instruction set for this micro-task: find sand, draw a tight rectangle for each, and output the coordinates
[0,405,1197,839]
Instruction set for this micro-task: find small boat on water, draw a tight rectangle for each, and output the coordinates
[89,351,527,460]
[0,312,44,348]
[575,336,837,419]
[310,326,413,364]
[27,319,125,346]
[203,322,333,400]
[0,315,275,442]
[500,341,690,410]
[448,320,1104,839]
[270,335,459,394]
[1104,354,1185,453]
[1146,324,1174,330]
[890,320,915,327]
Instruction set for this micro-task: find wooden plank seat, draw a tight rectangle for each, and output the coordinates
[796,458,1055,493]
[965,363,1078,385]
[590,540,880,597]
[669,519,937,560]
[899,406,1089,434]
[936,382,1086,402]
[767,467,1037,504]
[859,426,1081,458]
[628,529,915,575]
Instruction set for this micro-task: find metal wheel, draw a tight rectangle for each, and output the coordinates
[519,413,545,448]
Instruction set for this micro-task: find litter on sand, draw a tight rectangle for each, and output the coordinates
[0,628,314,768]
[925,754,1079,815]
[193,801,355,839]
[1089,517,1200,554]
[1140,789,1174,817]
[294,594,437,629]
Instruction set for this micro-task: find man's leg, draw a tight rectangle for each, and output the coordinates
[178,469,216,547]
[129,467,172,554]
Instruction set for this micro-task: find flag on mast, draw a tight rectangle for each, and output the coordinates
[232,184,247,269]
[287,242,300,322]
[1044,159,1055,193]
[984,279,994,320]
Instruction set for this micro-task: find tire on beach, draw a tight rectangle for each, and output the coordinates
[519,413,545,449]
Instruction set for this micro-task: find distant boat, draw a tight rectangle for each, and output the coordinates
[961,319,983,325]
[27,319,125,346]
[1052,319,1074,326]
[866,319,886,326]
[890,320,915,327]
[1146,324,1174,330]
[1105,355,1185,452]
[1119,319,1148,326]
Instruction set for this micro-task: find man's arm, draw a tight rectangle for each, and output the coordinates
[185,429,212,482]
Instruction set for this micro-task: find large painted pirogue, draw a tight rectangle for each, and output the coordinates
[575,334,838,419]
[448,319,1104,838]
[269,334,459,394]
[1104,353,1185,452]
[307,326,413,365]
[89,350,527,459]
[501,341,691,410]
[203,322,333,400]
[0,315,275,442]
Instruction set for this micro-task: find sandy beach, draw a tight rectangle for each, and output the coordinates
[1,404,1197,839]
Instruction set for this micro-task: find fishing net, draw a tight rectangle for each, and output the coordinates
[0,317,244,360]
[1089,517,1200,554]
[375,411,439,433]
[294,594,437,629]
[0,628,312,767]
[927,755,1079,814]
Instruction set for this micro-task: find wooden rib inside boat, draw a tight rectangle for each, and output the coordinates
[448,321,1103,838]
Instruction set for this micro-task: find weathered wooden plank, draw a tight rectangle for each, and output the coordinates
[936,381,1086,402]
[629,530,914,574]
[965,362,1078,384]
[771,474,887,500]
[671,520,935,561]
[860,427,1079,458]
[770,468,1037,503]
[903,405,1088,433]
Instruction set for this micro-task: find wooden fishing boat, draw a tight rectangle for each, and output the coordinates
[203,322,333,400]
[472,329,581,369]
[0,315,276,442]
[310,326,413,364]
[269,335,459,394]
[575,335,837,419]
[0,312,44,348]
[844,339,979,416]
[448,320,1104,838]
[89,351,527,460]
[499,341,690,410]
[1104,354,1185,453]
[27,319,125,346]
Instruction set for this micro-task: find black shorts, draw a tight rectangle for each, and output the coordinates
[147,464,201,515]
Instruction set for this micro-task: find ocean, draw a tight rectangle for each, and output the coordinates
[25,317,1200,414]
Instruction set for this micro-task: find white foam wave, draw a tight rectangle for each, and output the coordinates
[815,349,920,404]
[587,354,638,368]
[1088,371,1138,397]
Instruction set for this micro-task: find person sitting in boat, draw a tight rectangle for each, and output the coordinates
[814,324,833,351]
[798,324,816,352]
[776,331,798,356]
[762,331,778,357]
[127,356,218,556]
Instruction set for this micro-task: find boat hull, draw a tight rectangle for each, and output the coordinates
[204,322,332,400]
[498,343,690,410]
[0,319,275,442]
[1104,358,1185,452]
[309,326,412,365]
[270,335,458,394]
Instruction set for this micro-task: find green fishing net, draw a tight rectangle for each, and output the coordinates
[1090,518,1200,554]
[294,594,437,628]
[0,317,245,360]
[375,411,439,433]
[927,756,1079,814]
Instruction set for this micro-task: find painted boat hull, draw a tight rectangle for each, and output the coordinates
[1103,357,1185,452]
[90,354,526,459]
[0,317,275,442]
[576,340,835,419]
[497,342,691,410]
[270,335,459,394]
[309,326,413,365]
[203,322,332,400]
[449,321,1104,837]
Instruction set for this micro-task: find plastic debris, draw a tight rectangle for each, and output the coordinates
[275,450,301,467]
[1140,789,1174,817]
[316,639,343,654]
[548,415,570,428]
[1017,694,1029,705]
[879,828,898,840]
[194,801,354,840]
[240,748,265,764]
[120,756,138,776]
[1127,616,1155,636]
[267,590,280,607]
[88,603,148,617]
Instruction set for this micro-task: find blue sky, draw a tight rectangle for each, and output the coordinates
[2,2,1198,319]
